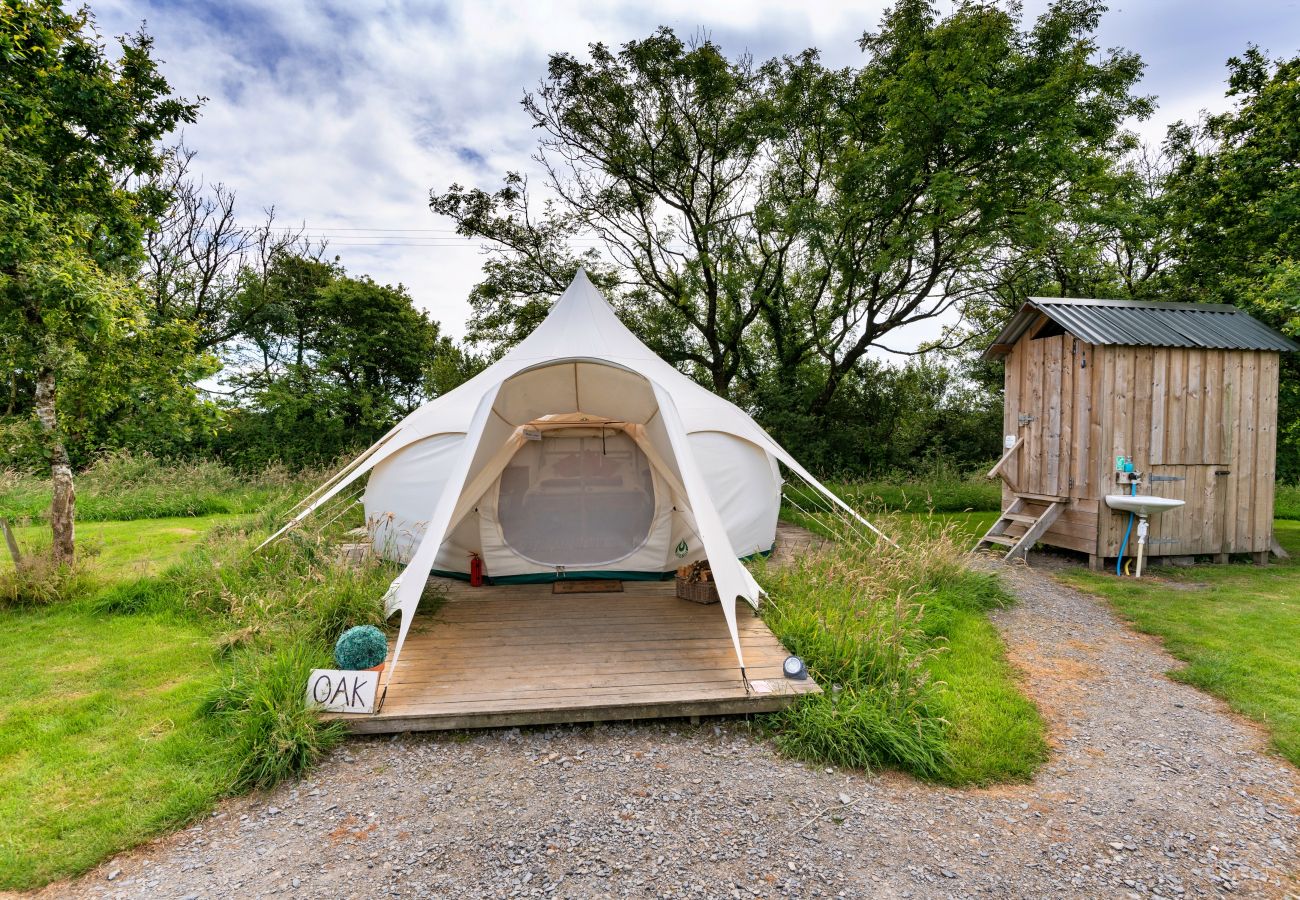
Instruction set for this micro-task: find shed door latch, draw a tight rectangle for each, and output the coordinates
[1148,475,1185,483]
[1018,413,1036,426]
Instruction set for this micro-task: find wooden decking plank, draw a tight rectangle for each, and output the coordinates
[434,599,710,614]
[397,624,771,642]
[385,627,775,650]
[386,664,791,692]
[432,599,728,615]
[380,681,801,712]
[391,641,780,661]
[334,538,819,733]
[392,647,789,673]
[345,698,796,734]
[379,681,814,716]
[391,654,789,677]
[425,610,756,628]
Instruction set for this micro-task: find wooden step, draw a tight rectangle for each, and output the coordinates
[1006,501,1064,562]
[1014,491,1069,503]
[975,501,1066,564]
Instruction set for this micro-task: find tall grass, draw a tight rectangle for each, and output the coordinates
[0,451,327,524]
[0,553,97,608]
[94,513,401,789]
[784,473,1001,518]
[754,509,1047,783]
[0,526,99,608]
[202,640,349,790]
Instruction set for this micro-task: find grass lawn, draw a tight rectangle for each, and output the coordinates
[0,604,228,889]
[819,478,1001,514]
[923,581,1048,784]
[903,511,1045,783]
[0,515,244,890]
[1057,520,1300,767]
[2,515,247,582]
[904,509,999,542]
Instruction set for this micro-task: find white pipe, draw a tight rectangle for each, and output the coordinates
[1135,517,1149,578]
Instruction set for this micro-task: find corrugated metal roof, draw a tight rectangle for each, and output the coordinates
[984,297,1299,358]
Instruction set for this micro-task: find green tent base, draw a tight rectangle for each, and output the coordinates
[428,545,775,586]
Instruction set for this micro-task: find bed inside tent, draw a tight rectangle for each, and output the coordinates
[267,271,883,732]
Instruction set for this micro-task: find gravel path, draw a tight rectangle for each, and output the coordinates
[31,562,1300,899]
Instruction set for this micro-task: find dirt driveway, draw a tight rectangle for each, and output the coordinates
[32,563,1300,899]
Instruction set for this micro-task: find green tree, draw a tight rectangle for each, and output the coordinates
[1164,47,1300,480]
[0,1,198,561]
[432,3,1149,429]
[142,147,316,354]
[963,146,1174,346]
[0,320,222,470]
[218,255,451,467]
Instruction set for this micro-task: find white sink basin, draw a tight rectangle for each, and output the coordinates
[1104,494,1186,517]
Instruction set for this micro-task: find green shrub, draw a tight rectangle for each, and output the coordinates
[334,625,388,669]
[201,640,347,791]
[755,516,955,776]
[0,555,96,608]
[93,523,390,630]
[769,690,949,775]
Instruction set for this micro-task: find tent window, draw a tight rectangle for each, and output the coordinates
[498,430,655,566]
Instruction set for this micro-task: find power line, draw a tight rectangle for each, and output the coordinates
[239,223,624,241]
[311,243,492,248]
[292,235,608,242]
[226,221,691,251]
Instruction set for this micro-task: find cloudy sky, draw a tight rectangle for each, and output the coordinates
[94,0,1300,350]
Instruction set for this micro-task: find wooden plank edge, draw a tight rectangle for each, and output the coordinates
[331,694,809,734]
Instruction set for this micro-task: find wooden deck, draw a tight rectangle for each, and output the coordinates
[331,547,820,733]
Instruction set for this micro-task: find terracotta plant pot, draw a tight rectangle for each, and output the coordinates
[367,661,386,673]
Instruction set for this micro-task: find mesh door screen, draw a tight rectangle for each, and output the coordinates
[498,430,656,566]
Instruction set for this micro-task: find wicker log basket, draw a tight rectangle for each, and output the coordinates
[675,561,719,604]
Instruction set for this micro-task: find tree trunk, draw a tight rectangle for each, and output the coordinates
[34,369,75,565]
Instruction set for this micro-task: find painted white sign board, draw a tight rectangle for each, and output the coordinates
[306,669,378,713]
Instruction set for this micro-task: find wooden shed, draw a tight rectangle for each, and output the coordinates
[978,298,1297,569]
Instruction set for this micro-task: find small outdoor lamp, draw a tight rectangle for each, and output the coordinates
[782,655,808,680]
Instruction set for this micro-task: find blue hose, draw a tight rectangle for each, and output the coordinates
[1115,480,1137,576]
[1116,514,1135,575]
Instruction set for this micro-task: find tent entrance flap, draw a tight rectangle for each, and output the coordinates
[498,429,656,567]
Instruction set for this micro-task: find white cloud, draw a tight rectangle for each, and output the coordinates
[90,0,1300,347]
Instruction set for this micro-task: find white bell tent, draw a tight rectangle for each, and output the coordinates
[264,271,883,692]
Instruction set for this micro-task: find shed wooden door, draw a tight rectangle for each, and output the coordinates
[1142,464,1226,557]
[1014,334,1075,499]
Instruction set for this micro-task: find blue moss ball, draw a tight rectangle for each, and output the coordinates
[334,625,388,670]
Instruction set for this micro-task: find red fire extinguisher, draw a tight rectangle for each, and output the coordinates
[469,553,484,587]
